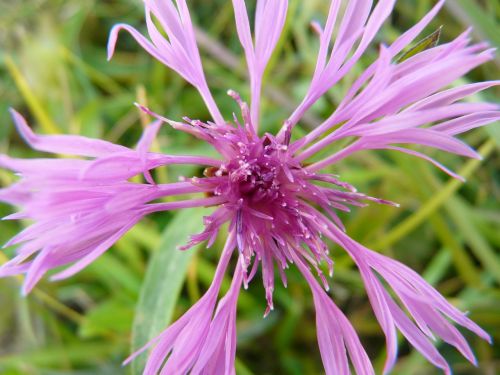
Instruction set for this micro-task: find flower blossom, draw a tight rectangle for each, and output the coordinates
[1,0,499,374]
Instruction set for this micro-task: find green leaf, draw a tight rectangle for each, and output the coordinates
[396,26,442,63]
[130,207,209,375]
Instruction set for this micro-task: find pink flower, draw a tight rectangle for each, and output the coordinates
[2,0,498,374]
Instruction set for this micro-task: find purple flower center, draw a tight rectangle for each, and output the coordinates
[215,135,296,206]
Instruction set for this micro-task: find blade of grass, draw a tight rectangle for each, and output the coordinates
[428,213,482,287]
[4,55,60,134]
[0,252,84,325]
[446,0,500,49]
[445,196,500,284]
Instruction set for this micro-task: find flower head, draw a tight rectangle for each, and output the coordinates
[1,0,499,374]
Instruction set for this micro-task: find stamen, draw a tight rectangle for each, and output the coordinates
[228,89,254,135]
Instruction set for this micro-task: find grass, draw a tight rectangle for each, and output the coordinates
[0,1,499,374]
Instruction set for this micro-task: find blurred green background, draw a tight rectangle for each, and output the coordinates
[0,0,499,374]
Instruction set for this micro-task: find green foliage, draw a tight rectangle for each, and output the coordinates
[0,1,498,374]
[395,26,442,63]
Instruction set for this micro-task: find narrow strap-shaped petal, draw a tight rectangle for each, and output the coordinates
[231,0,288,128]
[284,0,396,132]
[21,247,53,295]
[293,44,393,152]
[331,0,373,58]
[383,290,452,375]
[144,196,227,215]
[50,217,140,281]
[333,233,491,371]
[136,120,163,184]
[406,80,500,111]
[297,44,494,161]
[108,2,224,124]
[105,182,209,213]
[402,295,477,365]
[231,0,255,68]
[357,261,398,374]
[367,249,491,343]
[10,109,128,157]
[312,0,341,76]
[318,305,350,375]
[365,128,481,159]
[0,154,88,175]
[134,103,212,141]
[348,103,498,137]
[191,265,242,374]
[144,4,199,86]
[294,253,375,375]
[339,0,445,113]
[358,51,494,122]
[108,23,170,66]
[433,111,500,135]
[254,0,288,66]
[289,0,446,146]
[336,304,375,375]
[306,123,482,172]
[80,151,220,181]
[0,183,31,205]
[0,259,31,278]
